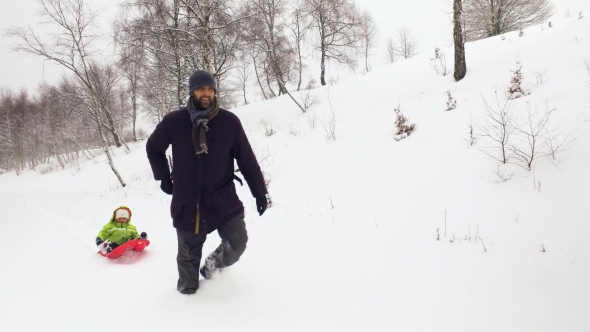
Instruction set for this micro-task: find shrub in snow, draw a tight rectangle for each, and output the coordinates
[507,61,531,99]
[307,113,318,129]
[492,164,514,183]
[300,79,318,111]
[548,21,552,28]
[467,113,476,146]
[260,119,276,137]
[475,92,575,171]
[430,47,447,76]
[519,28,524,37]
[393,105,416,141]
[579,11,584,19]
[445,91,457,111]
[323,89,337,141]
[509,102,574,170]
[474,91,516,164]
[532,68,548,87]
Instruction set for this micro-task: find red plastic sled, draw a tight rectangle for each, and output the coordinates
[98,239,150,258]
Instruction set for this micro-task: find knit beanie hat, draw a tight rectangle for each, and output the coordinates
[115,208,130,220]
[188,70,217,95]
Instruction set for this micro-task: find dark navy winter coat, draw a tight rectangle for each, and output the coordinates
[146,107,267,234]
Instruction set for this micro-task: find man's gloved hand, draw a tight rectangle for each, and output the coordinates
[160,178,173,195]
[140,232,148,239]
[256,196,268,216]
[96,237,104,246]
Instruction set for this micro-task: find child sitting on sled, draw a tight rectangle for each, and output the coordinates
[96,206,147,254]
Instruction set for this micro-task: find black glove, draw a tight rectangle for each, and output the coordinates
[256,196,268,216]
[96,238,104,246]
[160,178,173,195]
[140,232,147,239]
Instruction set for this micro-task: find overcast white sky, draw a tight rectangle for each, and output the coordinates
[0,0,587,93]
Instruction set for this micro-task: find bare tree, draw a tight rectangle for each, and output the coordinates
[462,0,554,41]
[117,0,197,108]
[393,26,419,60]
[232,52,251,105]
[510,102,574,170]
[245,0,306,112]
[118,0,249,107]
[358,9,378,73]
[140,62,175,123]
[384,36,396,64]
[287,5,309,91]
[7,0,127,186]
[89,62,129,150]
[117,39,146,142]
[304,0,361,86]
[247,0,292,95]
[0,89,19,173]
[245,42,270,100]
[475,91,516,164]
[178,0,256,95]
[509,102,550,170]
[454,0,467,81]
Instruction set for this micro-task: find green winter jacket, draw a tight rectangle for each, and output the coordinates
[96,206,139,245]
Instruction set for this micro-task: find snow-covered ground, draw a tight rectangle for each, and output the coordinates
[2,7,590,332]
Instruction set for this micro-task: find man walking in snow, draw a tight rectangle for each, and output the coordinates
[146,70,268,295]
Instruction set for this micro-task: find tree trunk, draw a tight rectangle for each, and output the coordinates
[82,67,126,187]
[320,45,327,86]
[294,10,303,91]
[454,0,467,81]
[202,0,215,74]
[252,55,269,100]
[131,88,137,142]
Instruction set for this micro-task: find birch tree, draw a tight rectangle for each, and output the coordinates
[392,26,419,60]
[288,5,309,91]
[384,36,396,64]
[118,0,195,108]
[358,9,378,73]
[117,40,145,142]
[462,0,554,41]
[304,0,361,86]
[454,0,467,81]
[7,0,127,186]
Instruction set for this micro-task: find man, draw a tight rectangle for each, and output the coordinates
[146,70,268,295]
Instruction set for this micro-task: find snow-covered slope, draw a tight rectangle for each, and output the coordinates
[1,13,590,332]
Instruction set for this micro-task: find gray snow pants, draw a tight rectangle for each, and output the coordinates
[176,213,248,291]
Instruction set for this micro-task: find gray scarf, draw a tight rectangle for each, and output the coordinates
[187,96,219,155]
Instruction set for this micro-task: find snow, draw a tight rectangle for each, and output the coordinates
[2,5,590,332]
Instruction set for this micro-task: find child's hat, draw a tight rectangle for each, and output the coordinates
[115,208,130,220]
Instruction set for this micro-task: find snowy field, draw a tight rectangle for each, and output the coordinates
[2,4,590,332]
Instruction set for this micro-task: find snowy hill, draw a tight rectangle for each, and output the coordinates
[1,12,590,332]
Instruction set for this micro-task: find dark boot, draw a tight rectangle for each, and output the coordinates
[200,213,248,279]
[199,249,222,280]
[178,287,198,295]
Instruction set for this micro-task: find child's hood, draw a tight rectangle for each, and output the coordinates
[110,206,133,224]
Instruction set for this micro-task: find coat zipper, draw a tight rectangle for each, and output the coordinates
[195,204,200,234]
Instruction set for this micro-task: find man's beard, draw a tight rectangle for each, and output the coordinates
[196,97,212,109]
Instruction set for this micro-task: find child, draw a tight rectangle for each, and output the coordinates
[96,206,147,254]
